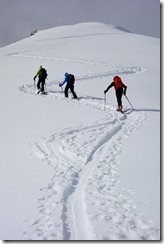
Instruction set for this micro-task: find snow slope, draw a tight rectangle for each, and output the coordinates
[0,23,160,240]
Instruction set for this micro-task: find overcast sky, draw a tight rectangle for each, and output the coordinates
[0,0,160,47]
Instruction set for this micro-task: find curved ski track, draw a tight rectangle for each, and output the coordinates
[16,54,159,240]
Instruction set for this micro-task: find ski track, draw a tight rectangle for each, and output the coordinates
[16,54,159,240]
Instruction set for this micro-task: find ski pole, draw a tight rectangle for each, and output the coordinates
[104,93,106,111]
[125,95,134,110]
[34,79,36,92]
[45,82,47,93]
[59,82,63,92]
[60,85,63,92]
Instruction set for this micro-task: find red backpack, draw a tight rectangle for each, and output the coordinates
[113,76,123,90]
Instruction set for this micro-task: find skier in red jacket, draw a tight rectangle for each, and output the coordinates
[104,76,127,112]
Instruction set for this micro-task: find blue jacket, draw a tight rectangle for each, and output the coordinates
[60,73,68,86]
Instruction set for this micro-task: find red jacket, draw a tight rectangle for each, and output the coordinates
[113,76,123,90]
[104,76,127,93]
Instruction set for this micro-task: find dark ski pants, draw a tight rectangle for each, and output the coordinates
[37,78,45,92]
[115,87,123,107]
[64,84,77,98]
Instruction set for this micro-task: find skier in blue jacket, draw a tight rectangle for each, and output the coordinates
[59,72,78,99]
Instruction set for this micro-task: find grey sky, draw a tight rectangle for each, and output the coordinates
[0,0,160,47]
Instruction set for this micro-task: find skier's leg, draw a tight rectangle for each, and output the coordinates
[64,84,69,97]
[116,88,123,110]
[41,80,45,92]
[37,78,41,90]
[70,85,78,98]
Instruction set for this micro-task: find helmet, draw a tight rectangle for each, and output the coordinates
[39,65,42,70]
[65,72,68,76]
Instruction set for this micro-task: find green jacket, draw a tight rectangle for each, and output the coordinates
[34,66,42,80]
[35,66,42,77]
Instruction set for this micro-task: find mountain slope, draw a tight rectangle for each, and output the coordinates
[0,22,160,240]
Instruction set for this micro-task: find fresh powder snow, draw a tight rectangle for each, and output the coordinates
[0,22,160,240]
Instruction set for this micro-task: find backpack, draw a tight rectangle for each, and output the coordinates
[39,68,47,79]
[113,76,123,90]
[67,74,75,84]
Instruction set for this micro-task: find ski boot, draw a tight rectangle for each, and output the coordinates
[116,106,123,112]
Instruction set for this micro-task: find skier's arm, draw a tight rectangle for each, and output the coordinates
[123,84,127,95]
[104,82,114,93]
[59,76,67,86]
[33,70,41,80]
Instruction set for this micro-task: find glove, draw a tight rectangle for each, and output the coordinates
[33,76,36,81]
[59,83,62,87]
[104,90,107,94]
[123,91,126,96]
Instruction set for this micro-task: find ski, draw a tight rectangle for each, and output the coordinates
[117,110,124,114]
[116,107,132,114]
[71,97,79,100]
[120,108,133,114]
[37,90,47,95]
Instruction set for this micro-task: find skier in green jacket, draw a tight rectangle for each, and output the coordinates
[33,66,47,94]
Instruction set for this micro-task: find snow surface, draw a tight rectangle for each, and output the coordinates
[0,22,160,240]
